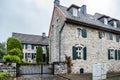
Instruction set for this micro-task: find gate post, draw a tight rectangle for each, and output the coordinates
[53,63,54,75]
[41,64,43,74]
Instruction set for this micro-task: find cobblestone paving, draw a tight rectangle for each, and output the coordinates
[15,75,64,80]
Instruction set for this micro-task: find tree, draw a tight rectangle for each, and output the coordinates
[46,48,49,64]
[3,55,21,63]
[0,49,5,61]
[0,42,6,61]
[36,46,43,63]
[0,42,5,50]
[7,37,22,52]
[3,37,23,63]
[8,48,22,59]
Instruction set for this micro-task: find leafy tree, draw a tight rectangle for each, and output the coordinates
[3,37,23,63]
[7,37,22,52]
[0,42,6,61]
[36,46,43,63]
[0,49,5,61]
[8,48,22,59]
[46,47,49,64]
[0,42,5,50]
[3,55,21,63]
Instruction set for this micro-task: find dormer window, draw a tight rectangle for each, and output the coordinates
[73,8,78,16]
[104,18,108,25]
[108,19,118,28]
[98,16,109,25]
[67,4,80,17]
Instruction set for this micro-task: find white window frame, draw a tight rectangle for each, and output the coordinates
[73,8,78,17]
[104,18,108,25]
[76,47,83,59]
[76,28,81,38]
[113,21,117,28]
[27,45,31,50]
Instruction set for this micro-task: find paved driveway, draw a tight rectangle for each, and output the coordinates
[15,74,64,80]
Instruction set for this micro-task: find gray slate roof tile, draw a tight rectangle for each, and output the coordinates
[12,32,49,45]
[58,5,120,33]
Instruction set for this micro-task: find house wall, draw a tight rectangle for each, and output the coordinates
[49,8,64,63]
[60,23,120,73]
[22,44,47,63]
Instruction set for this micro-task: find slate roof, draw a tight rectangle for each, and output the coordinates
[12,32,49,46]
[57,5,120,34]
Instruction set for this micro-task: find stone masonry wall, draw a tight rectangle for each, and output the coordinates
[53,62,67,74]
[0,63,16,76]
[60,23,120,74]
[49,6,65,63]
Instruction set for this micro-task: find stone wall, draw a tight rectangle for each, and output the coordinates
[53,62,67,74]
[60,23,120,74]
[49,6,65,63]
[0,63,16,76]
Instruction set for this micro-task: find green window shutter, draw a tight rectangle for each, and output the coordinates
[83,47,87,60]
[118,50,120,60]
[108,49,111,60]
[115,50,118,60]
[72,46,77,60]
[99,31,102,39]
[116,35,119,42]
[25,53,27,58]
[82,28,87,38]
[109,33,113,40]
[32,53,34,59]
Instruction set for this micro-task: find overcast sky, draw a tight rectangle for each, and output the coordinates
[0,0,120,42]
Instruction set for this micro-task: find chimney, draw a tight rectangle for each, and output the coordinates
[80,5,87,14]
[54,0,60,6]
[42,33,46,38]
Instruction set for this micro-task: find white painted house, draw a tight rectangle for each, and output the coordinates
[49,0,120,74]
[12,32,49,63]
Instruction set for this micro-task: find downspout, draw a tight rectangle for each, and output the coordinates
[59,22,65,62]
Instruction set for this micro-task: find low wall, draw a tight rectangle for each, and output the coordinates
[0,62,16,76]
[53,62,67,74]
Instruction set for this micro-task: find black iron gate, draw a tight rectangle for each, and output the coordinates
[19,64,53,75]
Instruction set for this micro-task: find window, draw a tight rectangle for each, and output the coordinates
[109,33,113,40]
[27,53,31,58]
[104,18,108,25]
[22,44,24,49]
[76,47,83,59]
[116,35,120,42]
[99,31,105,39]
[76,28,87,38]
[113,21,117,28]
[28,45,31,49]
[108,49,118,60]
[25,44,27,49]
[31,44,34,50]
[72,46,87,60]
[73,8,78,16]
[42,46,46,53]
[76,28,81,37]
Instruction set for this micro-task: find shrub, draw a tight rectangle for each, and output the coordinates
[3,55,21,63]
[8,48,22,58]
[36,46,43,63]
[0,73,8,79]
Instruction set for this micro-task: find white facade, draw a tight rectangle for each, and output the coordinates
[22,44,47,63]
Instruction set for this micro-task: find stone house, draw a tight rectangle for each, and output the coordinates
[49,0,120,73]
[12,32,49,63]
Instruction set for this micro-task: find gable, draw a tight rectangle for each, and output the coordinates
[48,5,66,37]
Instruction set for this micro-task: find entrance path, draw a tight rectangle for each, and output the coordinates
[15,74,64,80]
